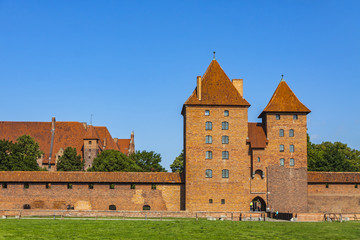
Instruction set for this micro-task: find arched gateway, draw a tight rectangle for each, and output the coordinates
[250,197,266,212]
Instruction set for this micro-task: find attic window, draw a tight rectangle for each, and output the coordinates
[293,114,298,120]
[224,110,229,117]
[205,110,210,116]
[89,141,92,144]
[276,114,280,120]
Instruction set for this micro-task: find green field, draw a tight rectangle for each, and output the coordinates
[0,219,360,240]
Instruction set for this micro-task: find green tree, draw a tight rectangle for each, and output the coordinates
[129,150,166,172]
[170,150,184,173]
[88,150,141,172]
[57,147,83,171]
[308,135,360,172]
[0,139,14,171]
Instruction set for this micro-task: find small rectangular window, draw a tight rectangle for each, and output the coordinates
[209,199,213,204]
[326,183,329,188]
[224,110,229,116]
[2,183,7,189]
[89,183,94,189]
[293,114,298,120]
[222,151,229,160]
[67,183,73,189]
[46,183,51,189]
[280,158,284,166]
[131,184,136,189]
[279,129,284,137]
[221,199,225,204]
[280,145,284,152]
[89,141,92,144]
[24,183,29,189]
[206,151,212,159]
[257,157,260,163]
[205,169,212,178]
[222,121,229,130]
[290,145,294,152]
[205,121,212,130]
[222,169,229,178]
[205,135,212,144]
[110,183,115,189]
[355,184,358,189]
[290,158,295,166]
[222,136,229,144]
[151,184,157,190]
[205,110,210,116]
[289,129,294,137]
[276,114,280,120]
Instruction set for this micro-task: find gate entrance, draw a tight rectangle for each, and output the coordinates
[250,197,266,212]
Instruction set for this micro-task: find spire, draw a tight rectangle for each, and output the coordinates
[259,80,310,118]
[213,51,216,60]
[281,74,284,82]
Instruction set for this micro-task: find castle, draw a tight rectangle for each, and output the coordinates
[0,59,359,214]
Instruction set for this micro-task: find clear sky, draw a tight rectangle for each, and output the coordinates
[1,0,359,170]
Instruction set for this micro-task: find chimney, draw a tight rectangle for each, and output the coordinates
[197,76,202,100]
[232,79,243,97]
[48,117,56,169]
[82,122,87,129]
[129,131,135,155]
[103,138,107,150]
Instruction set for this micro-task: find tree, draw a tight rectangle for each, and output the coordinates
[308,135,360,172]
[88,150,141,172]
[0,135,43,171]
[57,147,83,171]
[129,150,166,172]
[170,150,184,173]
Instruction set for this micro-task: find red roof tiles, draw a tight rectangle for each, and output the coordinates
[247,122,267,149]
[184,60,250,107]
[259,80,310,118]
[308,172,360,183]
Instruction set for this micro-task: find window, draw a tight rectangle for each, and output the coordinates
[326,183,329,188]
[205,121,212,130]
[151,184,156,190]
[205,135,212,144]
[67,183,73,189]
[110,183,115,189]
[46,183,51,189]
[222,151,229,160]
[109,205,116,210]
[222,136,229,144]
[280,158,285,166]
[89,183,94,189]
[290,158,295,166]
[279,129,284,137]
[289,129,294,137]
[257,157,260,163]
[2,183,7,189]
[222,169,229,178]
[205,110,210,116]
[131,184,136,189]
[276,114,280,120]
[355,184,358,189]
[23,204,31,209]
[24,183,29,189]
[205,169,212,178]
[222,121,229,130]
[143,205,151,210]
[209,199,213,204]
[293,114,298,120]
[290,145,294,152]
[89,141,92,144]
[280,144,284,152]
[224,110,229,117]
[206,151,212,159]
[221,199,225,204]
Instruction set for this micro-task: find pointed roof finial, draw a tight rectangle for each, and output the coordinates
[213,51,216,60]
[281,74,284,82]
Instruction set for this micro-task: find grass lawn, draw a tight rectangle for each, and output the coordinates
[0,219,360,240]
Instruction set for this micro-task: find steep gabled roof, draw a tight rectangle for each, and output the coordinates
[259,80,310,118]
[116,139,131,155]
[247,122,267,149]
[83,125,100,140]
[94,126,120,151]
[184,60,250,107]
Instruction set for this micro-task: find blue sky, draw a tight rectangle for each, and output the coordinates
[1,0,359,170]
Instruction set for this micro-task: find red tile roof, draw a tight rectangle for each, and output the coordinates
[308,172,360,183]
[84,125,100,140]
[0,171,183,183]
[94,127,120,151]
[184,60,250,107]
[247,122,267,149]
[117,139,131,155]
[259,80,310,118]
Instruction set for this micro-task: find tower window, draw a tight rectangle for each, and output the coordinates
[89,141,92,144]
[24,183,29,189]
[221,199,225,204]
[89,183,94,189]
[209,199,213,204]
[280,145,284,152]
[257,157,260,162]
[222,136,229,144]
[293,114,298,120]
[290,145,294,152]
[222,151,229,160]
[206,151,213,159]
[279,129,284,137]
[67,183,73,189]
[205,169,212,178]
[205,135,212,144]
[276,114,280,120]
[289,129,294,137]
[46,183,51,189]
[205,110,210,116]
[2,183,7,189]
[222,121,229,130]
[151,184,156,190]
[110,183,115,189]
[131,184,136,189]
[205,121,212,130]
[224,110,229,117]
[280,158,285,166]
[222,169,229,178]
[290,158,295,166]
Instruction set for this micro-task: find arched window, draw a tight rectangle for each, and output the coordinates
[109,205,116,210]
[279,129,284,137]
[222,121,229,130]
[280,144,284,152]
[205,135,212,144]
[290,145,294,152]
[289,129,294,137]
[205,169,212,178]
[206,151,212,159]
[280,158,285,166]
[205,121,212,130]
[222,136,229,144]
[224,110,229,116]
[222,151,229,160]
[222,169,229,178]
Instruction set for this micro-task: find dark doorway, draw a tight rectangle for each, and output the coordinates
[143,205,151,211]
[250,197,266,212]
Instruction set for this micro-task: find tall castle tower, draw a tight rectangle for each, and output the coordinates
[83,125,100,170]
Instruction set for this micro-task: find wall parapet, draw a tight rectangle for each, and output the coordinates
[308,172,360,183]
